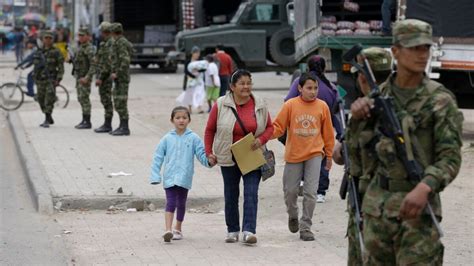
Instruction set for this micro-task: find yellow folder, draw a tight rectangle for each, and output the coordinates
[231,133,266,175]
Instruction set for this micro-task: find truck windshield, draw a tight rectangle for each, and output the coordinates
[230,3,249,24]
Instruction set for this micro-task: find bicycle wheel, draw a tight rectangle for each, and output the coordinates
[54,84,70,109]
[0,83,24,111]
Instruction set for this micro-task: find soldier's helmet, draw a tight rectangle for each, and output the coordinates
[351,47,392,73]
[111,23,123,33]
[78,27,90,36]
[41,30,54,39]
[362,47,392,72]
[393,19,433,47]
[99,21,111,32]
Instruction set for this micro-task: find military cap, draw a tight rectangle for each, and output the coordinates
[111,22,123,33]
[78,27,90,36]
[393,19,433,48]
[99,21,111,32]
[351,47,392,73]
[41,30,54,38]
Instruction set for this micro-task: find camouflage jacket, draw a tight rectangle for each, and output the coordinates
[111,35,132,78]
[74,42,95,80]
[95,36,114,81]
[362,74,463,218]
[32,46,64,82]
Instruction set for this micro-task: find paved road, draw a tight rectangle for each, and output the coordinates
[0,113,70,265]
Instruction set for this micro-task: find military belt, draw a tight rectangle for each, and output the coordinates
[378,175,414,192]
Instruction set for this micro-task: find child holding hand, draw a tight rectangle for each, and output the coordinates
[150,106,217,242]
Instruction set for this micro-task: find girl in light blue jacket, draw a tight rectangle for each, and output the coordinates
[150,106,217,242]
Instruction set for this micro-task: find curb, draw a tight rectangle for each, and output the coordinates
[7,111,54,214]
[7,111,223,212]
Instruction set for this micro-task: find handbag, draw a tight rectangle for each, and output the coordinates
[230,108,275,181]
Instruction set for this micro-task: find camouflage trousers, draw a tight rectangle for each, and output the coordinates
[347,208,363,266]
[363,213,443,265]
[76,80,91,115]
[113,78,129,120]
[36,80,55,114]
[98,78,113,119]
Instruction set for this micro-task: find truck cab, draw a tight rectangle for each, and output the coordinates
[173,0,296,72]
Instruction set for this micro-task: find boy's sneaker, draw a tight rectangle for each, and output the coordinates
[163,231,173,242]
[316,194,326,203]
[225,232,239,243]
[300,230,315,241]
[242,231,257,245]
[288,218,299,233]
[172,229,182,240]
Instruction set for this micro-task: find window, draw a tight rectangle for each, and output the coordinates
[248,4,279,22]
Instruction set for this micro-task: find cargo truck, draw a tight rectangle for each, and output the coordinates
[291,0,474,108]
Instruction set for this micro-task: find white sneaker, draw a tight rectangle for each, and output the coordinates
[316,194,326,203]
[242,231,257,244]
[225,232,239,243]
[172,229,182,240]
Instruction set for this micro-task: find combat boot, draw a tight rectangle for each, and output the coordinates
[94,117,112,133]
[46,114,54,125]
[75,115,92,129]
[110,119,130,136]
[39,114,50,128]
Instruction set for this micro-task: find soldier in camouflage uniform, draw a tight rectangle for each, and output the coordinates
[73,27,95,129]
[350,19,463,265]
[337,48,393,266]
[110,22,133,136]
[33,30,64,128]
[94,22,115,133]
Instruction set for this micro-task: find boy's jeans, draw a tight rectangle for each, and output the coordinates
[283,156,322,231]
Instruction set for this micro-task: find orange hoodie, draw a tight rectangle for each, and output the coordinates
[272,97,335,163]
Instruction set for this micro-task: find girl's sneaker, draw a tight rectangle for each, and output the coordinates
[163,231,173,242]
[242,231,257,245]
[172,229,183,240]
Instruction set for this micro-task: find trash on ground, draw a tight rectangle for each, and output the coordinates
[108,171,133,177]
[126,208,137,212]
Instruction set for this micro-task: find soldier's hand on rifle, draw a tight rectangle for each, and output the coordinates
[351,97,374,120]
[96,79,102,86]
[325,157,333,170]
[111,73,117,80]
[79,77,89,85]
[399,182,432,220]
[332,141,344,165]
[54,80,60,86]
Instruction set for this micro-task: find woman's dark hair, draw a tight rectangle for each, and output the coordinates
[307,55,332,88]
[205,54,214,62]
[298,72,318,87]
[171,106,191,121]
[230,69,252,85]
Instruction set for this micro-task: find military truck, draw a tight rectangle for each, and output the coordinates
[112,0,179,72]
[291,0,474,108]
[172,0,296,72]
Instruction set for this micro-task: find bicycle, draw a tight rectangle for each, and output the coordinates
[0,68,70,111]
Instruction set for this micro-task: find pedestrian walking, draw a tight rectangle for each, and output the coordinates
[32,30,64,128]
[73,27,95,129]
[204,69,274,245]
[334,47,393,265]
[13,26,25,64]
[110,22,133,136]
[285,55,342,203]
[204,54,220,112]
[350,19,463,264]
[94,22,115,133]
[149,106,216,242]
[215,45,233,96]
[177,46,207,113]
[272,73,335,241]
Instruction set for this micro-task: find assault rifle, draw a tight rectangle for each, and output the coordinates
[342,44,443,237]
[337,96,365,255]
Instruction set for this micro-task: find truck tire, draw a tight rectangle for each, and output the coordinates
[139,63,149,69]
[269,28,296,67]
